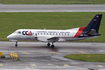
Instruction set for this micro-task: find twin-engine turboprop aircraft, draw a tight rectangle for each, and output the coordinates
[7,14,102,48]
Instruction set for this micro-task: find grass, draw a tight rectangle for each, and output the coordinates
[0,0,105,4]
[0,55,5,58]
[0,12,105,41]
[64,54,105,63]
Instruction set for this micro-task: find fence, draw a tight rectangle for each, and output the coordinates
[0,52,3,58]
[10,52,19,60]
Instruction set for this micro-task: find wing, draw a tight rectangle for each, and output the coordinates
[47,37,59,42]
[37,35,59,42]
[37,35,66,42]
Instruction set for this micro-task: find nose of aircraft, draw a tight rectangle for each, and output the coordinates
[7,34,13,39]
[7,35,10,39]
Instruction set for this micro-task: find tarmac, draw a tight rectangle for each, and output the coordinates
[0,4,105,12]
[0,41,105,70]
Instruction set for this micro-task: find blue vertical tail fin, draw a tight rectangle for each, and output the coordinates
[83,14,102,34]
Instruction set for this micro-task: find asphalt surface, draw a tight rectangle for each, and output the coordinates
[0,4,105,12]
[0,41,105,70]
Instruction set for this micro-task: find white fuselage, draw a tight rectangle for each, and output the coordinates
[7,28,96,42]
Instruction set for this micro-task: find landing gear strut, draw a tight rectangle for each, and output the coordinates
[15,41,18,47]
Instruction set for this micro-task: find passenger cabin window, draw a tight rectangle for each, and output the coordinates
[68,33,69,35]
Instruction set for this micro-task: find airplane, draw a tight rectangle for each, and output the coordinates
[7,14,102,48]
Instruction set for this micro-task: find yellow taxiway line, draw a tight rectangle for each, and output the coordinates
[50,52,61,54]
[31,64,36,66]
[0,63,3,66]
[21,52,33,54]
[79,51,89,54]
[64,64,70,67]
[97,65,103,67]
[25,66,31,70]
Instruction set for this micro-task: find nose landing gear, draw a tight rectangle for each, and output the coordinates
[15,41,18,47]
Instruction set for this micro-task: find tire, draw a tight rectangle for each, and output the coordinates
[15,44,18,47]
[51,45,54,48]
[47,43,50,46]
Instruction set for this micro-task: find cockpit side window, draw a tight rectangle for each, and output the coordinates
[14,31,21,34]
[17,31,21,34]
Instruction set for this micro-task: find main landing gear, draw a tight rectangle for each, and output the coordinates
[47,42,55,48]
[47,43,50,46]
[15,41,18,47]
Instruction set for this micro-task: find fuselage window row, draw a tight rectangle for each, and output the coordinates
[36,32,70,36]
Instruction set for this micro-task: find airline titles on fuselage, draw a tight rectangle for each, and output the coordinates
[22,31,70,36]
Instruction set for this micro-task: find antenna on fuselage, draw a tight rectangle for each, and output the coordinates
[44,28,46,30]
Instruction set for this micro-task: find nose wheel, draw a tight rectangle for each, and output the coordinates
[15,41,18,47]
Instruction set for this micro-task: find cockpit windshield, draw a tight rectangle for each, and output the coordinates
[13,31,21,34]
